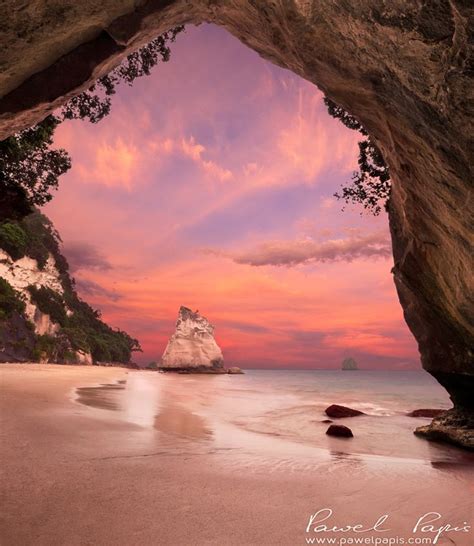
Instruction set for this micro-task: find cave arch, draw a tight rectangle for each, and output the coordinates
[0,1,472,446]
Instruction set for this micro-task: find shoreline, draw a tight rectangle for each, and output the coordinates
[1,364,473,545]
[0,361,244,374]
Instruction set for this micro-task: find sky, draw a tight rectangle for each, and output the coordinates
[45,24,419,369]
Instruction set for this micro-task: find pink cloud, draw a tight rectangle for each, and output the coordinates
[78,137,141,190]
[204,230,391,267]
[43,24,418,369]
[181,136,233,182]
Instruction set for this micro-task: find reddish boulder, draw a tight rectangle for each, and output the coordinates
[408,409,445,418]
[325,404,365,418]
[326,424,353,438]
[321,419,333,423]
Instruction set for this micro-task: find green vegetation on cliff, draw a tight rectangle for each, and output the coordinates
[28,282,141,363]
[0,222,28,261]
[0,278,25,320]
[324,97,391,215]
[28,285,67,326]
[0,211,141,364]
[0,212,65,268]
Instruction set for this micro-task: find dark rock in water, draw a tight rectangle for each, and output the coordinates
[326,424,353,438]
[408,409,445,418]
[321,419,333,424]
[227,366,244,374]
[325,404,365,418]
[414,408,474,451]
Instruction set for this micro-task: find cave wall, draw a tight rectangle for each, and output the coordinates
[0,1,472,408]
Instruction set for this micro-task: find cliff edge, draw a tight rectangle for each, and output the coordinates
[0,210,140,364]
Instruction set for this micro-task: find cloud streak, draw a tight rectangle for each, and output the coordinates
[44,24,418,369]
[63,242,113,273]
[75,278,122,302]
[205,230,392,267]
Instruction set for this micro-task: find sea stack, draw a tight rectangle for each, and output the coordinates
[341,357,358,371]
[160,307,225,373]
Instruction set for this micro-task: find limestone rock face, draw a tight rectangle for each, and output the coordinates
[341,357,358,371]
[0,249,63,336]
[160,307,224,372]
[0,1,472,445]
[0,248,94,363]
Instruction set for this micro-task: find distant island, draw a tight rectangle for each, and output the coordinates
[159,306,243,374]
[341,357,358,370]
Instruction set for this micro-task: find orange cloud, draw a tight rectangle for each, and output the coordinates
[45,24,418,369]
[77,137,140,190]
[70,250,416,367]
[181,136,233,182]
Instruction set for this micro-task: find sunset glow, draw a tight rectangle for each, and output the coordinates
[45,24,419,369]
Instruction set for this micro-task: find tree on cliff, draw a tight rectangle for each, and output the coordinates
[0,27,184,207]
[61,27,184,124]
[324,98,391,215]
[0,116,71,207]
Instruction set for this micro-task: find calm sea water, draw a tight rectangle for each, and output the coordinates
[75,369,472,465]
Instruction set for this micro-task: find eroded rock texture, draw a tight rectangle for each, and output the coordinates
[0,1,472,446]
[160,306,225,372]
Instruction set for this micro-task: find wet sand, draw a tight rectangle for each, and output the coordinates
[0,364,473,546]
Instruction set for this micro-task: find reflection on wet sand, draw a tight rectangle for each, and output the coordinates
[154,404,212,440]
[75,377,213,441]
[329,450,361,462]
[76,383,125,411]
[73,372,474,467]
[4,365,474,546]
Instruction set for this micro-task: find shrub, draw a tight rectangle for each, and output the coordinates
[32,334,58,362]
[60,326,90,352]
[21,212,64,270]
[28,285,67,326]
[0,212,65,271]
[0,222,28,260]
[0,278,26,320]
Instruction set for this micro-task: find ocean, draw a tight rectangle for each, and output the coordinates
[75,369,473,466]
[5,364,471,545]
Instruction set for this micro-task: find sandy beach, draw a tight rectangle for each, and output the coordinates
[1,364,473,546]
